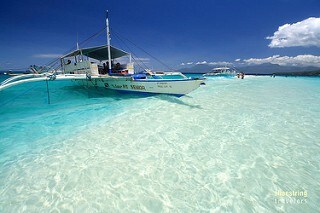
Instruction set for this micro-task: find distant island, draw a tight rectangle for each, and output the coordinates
[177,63,320,76]
[273,70,320,76]
[1,63,320,77]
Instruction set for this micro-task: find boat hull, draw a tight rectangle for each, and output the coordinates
[204,73,235,78]
[0,74,204,96]
[74,76,204,95]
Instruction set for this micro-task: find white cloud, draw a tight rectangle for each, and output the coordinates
[33,54,62,58]
[180,62,194,66]
[235,58,241,62]
[267,17,320,48]
[196,61,207,65]
[181,61,233,66]
[244,54,320,67]
[209,61,233,66]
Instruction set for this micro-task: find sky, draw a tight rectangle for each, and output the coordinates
[1,0,320,70]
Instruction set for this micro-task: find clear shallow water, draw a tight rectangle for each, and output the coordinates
[0,75,319,212]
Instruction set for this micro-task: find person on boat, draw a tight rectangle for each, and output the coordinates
[103,63,107,74]
[110,61,116,73]
[115,63,121,70]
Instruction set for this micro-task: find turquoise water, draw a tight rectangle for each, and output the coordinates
[0,75,319,212]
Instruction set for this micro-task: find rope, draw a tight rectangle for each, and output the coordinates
[112,32,149,71]
[45,78,51,104]
[26,26,108,74]
[111,29,153,70]
[111,28,175,71]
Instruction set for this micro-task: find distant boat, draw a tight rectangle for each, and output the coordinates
[204,67,236,78]
[0,12,205,96]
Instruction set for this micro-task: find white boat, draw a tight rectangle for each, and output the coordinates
[204,67,236,77]
[0,13,204,96]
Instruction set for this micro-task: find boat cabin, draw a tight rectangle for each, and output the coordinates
[60,45,134,76]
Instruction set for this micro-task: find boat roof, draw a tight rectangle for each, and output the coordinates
[61,45,129,61]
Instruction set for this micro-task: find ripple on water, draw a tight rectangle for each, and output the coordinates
[0,77,319,211]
